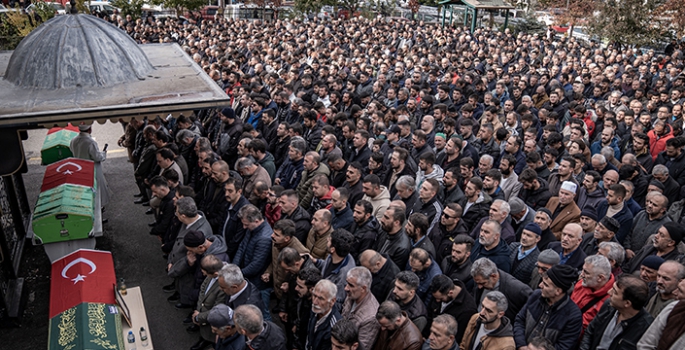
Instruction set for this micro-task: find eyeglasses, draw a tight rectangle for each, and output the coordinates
[535,264,550,272]
[442,212,455,219]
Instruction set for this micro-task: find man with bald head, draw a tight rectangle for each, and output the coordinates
[625,192,670,259]
[645,260,685,318]
[359,249,400,302]
[548,223,587,270]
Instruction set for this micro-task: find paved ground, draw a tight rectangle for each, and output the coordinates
[0,122,199,349]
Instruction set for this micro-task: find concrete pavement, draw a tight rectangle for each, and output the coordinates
[1,121,199,349]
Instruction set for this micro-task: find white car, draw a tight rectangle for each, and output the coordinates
[26,2,67,15]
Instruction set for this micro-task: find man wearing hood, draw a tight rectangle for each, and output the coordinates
[460,291,516,350]
[361,174,391,221]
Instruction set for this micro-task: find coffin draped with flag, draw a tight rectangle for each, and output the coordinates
[41,125,80,165]
[49,249,124,350]
[32,158,97,244]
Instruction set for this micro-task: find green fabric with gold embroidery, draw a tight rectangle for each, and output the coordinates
[48,303,125,350]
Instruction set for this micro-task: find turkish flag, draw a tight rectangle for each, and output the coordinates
[41,158,95,192]
[49,249,116,318]
[47,123,79,135]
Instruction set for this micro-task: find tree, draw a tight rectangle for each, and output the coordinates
[293,0,328,17]
[110,0,146,20]
[588,0,670,47]
[151,0,205,14]
[537,0,595,32]
[0,1,55,49]
[658,0,685,38]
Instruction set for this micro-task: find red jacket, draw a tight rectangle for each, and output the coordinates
[648,125,674,160]
[570,274,614,333]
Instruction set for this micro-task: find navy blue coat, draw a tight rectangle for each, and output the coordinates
[330,204,354,232]
[306,308,341,350]
[232,221,273,290]
[222,195,249,260]
[514,290,582,350]
[275,157,304,190]
[596,200,634,244]
[471,238,511,273]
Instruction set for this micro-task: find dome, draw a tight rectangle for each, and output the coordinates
[4,14,154,90]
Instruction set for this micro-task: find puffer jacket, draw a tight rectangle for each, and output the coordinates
[330,204,354,232]
[232,220,273,290]
[513,290,583,350]
[372,314,423,350]
[460,314,516,350]
[351,216,381,261]
[297,164,331,210]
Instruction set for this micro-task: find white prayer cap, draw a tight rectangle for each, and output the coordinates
[560,181,577,194]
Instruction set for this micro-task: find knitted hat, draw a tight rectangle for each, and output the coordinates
[580,207,598,222]
[538,249,560,265]
[524,223,542,236]
[649,180,665,192]
[183,230,206,248]
[207,304,235,327]
[545,264,578,292]
[641,255,665,270]
[663,222,685,245]
[599,216,620,234]
[220,107,235,119]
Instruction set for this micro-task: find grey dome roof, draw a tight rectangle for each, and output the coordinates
[4,14,154,90]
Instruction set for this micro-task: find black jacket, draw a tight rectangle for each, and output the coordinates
[429,221,470,264]
[548,242,587,270]
[472,269,532,322]
[343,180,364,208]
[376,228,412,270]
[347,144,372,168]
[518,177,552,210]
[655,150,685,186]
[269,136,291,169]
[223,196,250,260]
[409,195,443,233]
[426,279,478,344]
[440,256,473,288]
[306,308,340,350]
[250,321,287,350]
[459,193,492,232]
[370,256,401,302]
[225,280,265,311]
[150,188,176,236]
[282,206,312,244]
[351,217,381,262]
[471,238,512,273]
[579,301,654,350]
[204,180,230,236]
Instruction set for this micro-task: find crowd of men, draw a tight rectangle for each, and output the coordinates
[109,9,685,350]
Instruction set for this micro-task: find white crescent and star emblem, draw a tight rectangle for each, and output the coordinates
[56,162,83,175]
[61,257,97,284]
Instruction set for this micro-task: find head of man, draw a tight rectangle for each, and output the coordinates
[654,222,684,253]
[520,223,542,250]
[238,204,263,231]
[655,260,685,297]
[376,301,406,332]
[311,209,332,235]
[278,189,299,216]
[606,184,626,206]
[208,304,239,339]
[560,223,583,253]
[344,267,372,302]
[331,319,360,350]
[271,219,296,249]
[295,267,322,299]
[580,255,612,290]
[478,291,508,327]
[150,176,170,199]
[450,234,474,265]
[471,258,500,290]
[346,162,363,185]
[488,199,510,223]
[391,270,420,304]
[645,192,669,219]
[609,275,650,312]
[419,178,439,203]
[395,175,416,200]
[427,314,458,350]
[540,264,578,302]
[362,174,382,198]
[218,264,246,297]
[156,148,175,169]
[408,248,433,273]
[478,219,502,249]
[175,196,199,225]
[558,182,577,206]
[311,279,337,317]
[594,216,619,242]
[533,209,552,230]
[380,206,404,234]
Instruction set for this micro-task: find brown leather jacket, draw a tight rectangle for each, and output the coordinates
[460,313,516,350]
[372,313,423,350]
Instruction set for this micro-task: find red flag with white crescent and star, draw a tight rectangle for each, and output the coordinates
[41,158,95,192]
[49,249,116,318]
